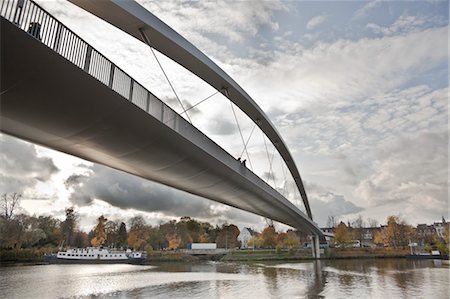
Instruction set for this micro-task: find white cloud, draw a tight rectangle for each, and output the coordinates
[354,0,383,19]
[367,14,446,36]
[306,15,327,30]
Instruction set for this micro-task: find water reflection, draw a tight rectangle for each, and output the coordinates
[0,259,448,298]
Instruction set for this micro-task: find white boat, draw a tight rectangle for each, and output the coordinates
[45,247,146,264]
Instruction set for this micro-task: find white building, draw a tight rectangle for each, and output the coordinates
[237,227,258,249]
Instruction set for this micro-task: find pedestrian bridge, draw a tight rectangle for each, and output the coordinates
[0,0,324,238]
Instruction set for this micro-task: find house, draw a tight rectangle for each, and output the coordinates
[416,224,436,245]
[237,227,258,249]
[433,217,448,239]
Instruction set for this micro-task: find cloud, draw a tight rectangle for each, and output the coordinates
[305,182,363,226]
[367,14,447,36]
[64,163,265,228]
[354,0,383,19]
[0,134,59,194]
[354,131,448,209]
[138,0,285,43]
[306,15,327,30]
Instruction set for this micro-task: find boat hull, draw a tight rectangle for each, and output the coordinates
[44,255,146,265]
[405,254,449,260]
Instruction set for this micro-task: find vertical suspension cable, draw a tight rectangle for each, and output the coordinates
[139,29,192,124]
[281,159,289,198]
[230,101,253,171]
[262,132,277,187]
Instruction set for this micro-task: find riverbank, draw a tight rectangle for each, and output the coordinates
[2,247,442,265]
[0,248,200,265]
[219,247,412,261]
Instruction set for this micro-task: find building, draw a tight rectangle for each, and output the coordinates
[416,224,436,245]
[433,217,448,239]
[237,228,259,249]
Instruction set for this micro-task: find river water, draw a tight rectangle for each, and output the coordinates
[0,259,448,298]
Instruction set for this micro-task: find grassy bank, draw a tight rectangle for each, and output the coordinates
[0,248,54,264]
[220,249,314,262]
[1,247,414,265]
[145,251,199,263]
[219,247,412,262]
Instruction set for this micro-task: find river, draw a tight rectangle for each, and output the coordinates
[0,259,448,298]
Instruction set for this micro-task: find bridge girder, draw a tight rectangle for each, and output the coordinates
[67,0,314,221]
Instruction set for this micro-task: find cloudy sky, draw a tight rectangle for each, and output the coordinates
[1,0,448,231]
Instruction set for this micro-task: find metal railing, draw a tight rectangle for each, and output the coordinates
[0,0,183,130]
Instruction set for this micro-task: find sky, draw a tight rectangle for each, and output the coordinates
[1,0,448,232]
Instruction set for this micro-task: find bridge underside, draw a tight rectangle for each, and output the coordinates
[0,18,322,236]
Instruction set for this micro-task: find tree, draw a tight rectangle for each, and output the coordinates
[260,226,277,248]
[248,235,263,248]
[335,222,351,246]
[367,218,378,228]
[383,215,413,247]
[91,215,108,247]
[61,207,78,247]
[326,216,337,228]
[117,222,128,248]
[283,230,300,249]
[127,216,149,250]
[216,224,240,249]
[1,193,22,220]
[352,215,364,247]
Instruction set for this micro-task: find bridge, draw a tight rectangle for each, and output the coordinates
[0,0,324,257]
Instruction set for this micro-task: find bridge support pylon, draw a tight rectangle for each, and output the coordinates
[312,234,320,259]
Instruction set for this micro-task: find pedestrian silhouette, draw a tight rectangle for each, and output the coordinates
[27,22,41,40]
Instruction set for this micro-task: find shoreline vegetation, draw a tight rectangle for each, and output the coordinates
[0,247,417,265]
[2,195,448,266]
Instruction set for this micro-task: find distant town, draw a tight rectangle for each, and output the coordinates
[1,192,449,262]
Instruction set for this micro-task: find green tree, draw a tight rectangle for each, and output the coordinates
[61,207,78,247]
[117,222,128,248]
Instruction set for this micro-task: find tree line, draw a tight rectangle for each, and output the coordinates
[0,193,305,251]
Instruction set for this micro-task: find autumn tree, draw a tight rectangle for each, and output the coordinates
[335,222,351,246]
[382,215,413,247]
[127,216,149,250]
[91,215,108,247]
[216,224,240,249]
[283,230,300,249]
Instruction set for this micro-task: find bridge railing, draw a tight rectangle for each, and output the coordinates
[0,0,182,130]
[1,0,294,205]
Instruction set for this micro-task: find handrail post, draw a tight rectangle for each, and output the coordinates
[13,0,25,25]
[52,23,63,52]
[83,45,92,72]
[146,93,150,113]
[128,80,134,101]
[108,64,115,88]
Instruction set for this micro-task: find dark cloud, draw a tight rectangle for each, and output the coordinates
[0,134,59,193]
[305,182,364,226]
[66,164,235,219]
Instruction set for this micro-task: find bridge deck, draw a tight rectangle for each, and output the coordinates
[0,1,322,236]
